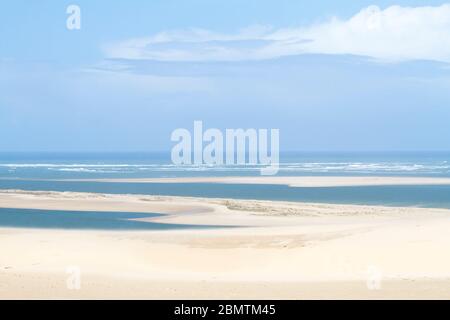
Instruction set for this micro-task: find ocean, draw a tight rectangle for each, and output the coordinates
[1,151,450,208]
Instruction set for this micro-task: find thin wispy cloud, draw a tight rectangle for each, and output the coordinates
[104,4,450,63]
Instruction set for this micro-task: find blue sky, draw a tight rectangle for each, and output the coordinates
[1,1,450,151]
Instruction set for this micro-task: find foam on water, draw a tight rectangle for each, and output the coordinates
[1,161,450,177]
[1,151,450,179]
[1,152,450,208]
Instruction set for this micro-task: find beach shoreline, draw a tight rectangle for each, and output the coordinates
[24,176,450,187]
[1,190,450,299]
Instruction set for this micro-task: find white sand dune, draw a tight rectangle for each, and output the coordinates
[1,189,450,299]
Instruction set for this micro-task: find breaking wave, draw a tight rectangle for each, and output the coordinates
[1,161,449,176]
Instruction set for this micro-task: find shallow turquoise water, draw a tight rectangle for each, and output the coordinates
[1,180,450,209]
[1,152,450,209]
[0,207,219,230]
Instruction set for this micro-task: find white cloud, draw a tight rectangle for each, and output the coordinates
[293,4,450,63]
[104,4,450,63]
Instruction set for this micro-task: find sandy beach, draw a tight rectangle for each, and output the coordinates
[1,189,450,299]
[58,176,450,187]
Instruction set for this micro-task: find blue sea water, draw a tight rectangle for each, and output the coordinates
[1,151,449,179]
[1,151,450,209]
[1,180,450,209]
[0,208,218,230]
